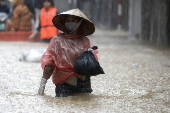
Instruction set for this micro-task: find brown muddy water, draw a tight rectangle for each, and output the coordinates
[0,30,170,113]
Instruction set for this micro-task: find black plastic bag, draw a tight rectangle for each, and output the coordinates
[74,46,105,76]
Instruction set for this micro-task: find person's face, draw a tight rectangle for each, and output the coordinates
[43,1,51,9]
[65,15,81,33]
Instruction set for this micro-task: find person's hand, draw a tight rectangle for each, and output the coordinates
[29,30,38,41]
[38,78,47,95]
[29,34,35,41]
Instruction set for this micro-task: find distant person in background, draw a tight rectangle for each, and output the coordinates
[24,0,43,31]
[5,0,32,31]
[0,0,10,31]
[24,0,35,15]
[33,0,43,31]
[24,0,35,31]
[29,0,58,43]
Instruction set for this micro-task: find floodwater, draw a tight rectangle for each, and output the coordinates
[0,30,170,113]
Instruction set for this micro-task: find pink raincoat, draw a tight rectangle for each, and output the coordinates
[41,33,98,84]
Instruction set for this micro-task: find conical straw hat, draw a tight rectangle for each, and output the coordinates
[52,8,95,36]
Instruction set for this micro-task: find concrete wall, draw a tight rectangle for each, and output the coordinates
[53,0,129,30]
[122,0,129,31]
[53,0,70,13]
[77,0,118,30]
[141,0,169,46]
[128,0,141,39]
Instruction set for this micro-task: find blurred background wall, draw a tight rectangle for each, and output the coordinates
[61,0,170,47]
[54,0,129,30]
[2,0,170,47]
[141,0,169,46]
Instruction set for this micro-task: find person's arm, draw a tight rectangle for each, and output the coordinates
[38,65,54,95]
[38,38,56,95]
[36,19,41,31]
[42,65,54,79]
[29,30,39,40]
[29,20,40,40]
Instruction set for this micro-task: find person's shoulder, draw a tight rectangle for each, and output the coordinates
[13,5,25,12]
[82,36,90,41]
[49,35,60,45]
[52,7,58,10]
[52,33,64,40]
[78,36,90,44]
[49,7,57,11]
[40,8,46,12]
[50,34,64,45]
[83,36,89,39]
[14,5,22,10]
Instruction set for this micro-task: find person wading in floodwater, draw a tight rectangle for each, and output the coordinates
[29,0,58,43]
[38,9,100,97]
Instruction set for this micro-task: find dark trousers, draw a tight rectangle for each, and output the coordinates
[55,76,92,97]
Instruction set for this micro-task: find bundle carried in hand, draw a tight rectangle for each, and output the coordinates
[74,46,105,76]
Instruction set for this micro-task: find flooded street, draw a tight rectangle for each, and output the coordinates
[0,30,170,113]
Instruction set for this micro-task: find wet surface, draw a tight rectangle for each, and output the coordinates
[0,30,170,113]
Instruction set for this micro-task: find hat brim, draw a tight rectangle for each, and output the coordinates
[52,14,95,36]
